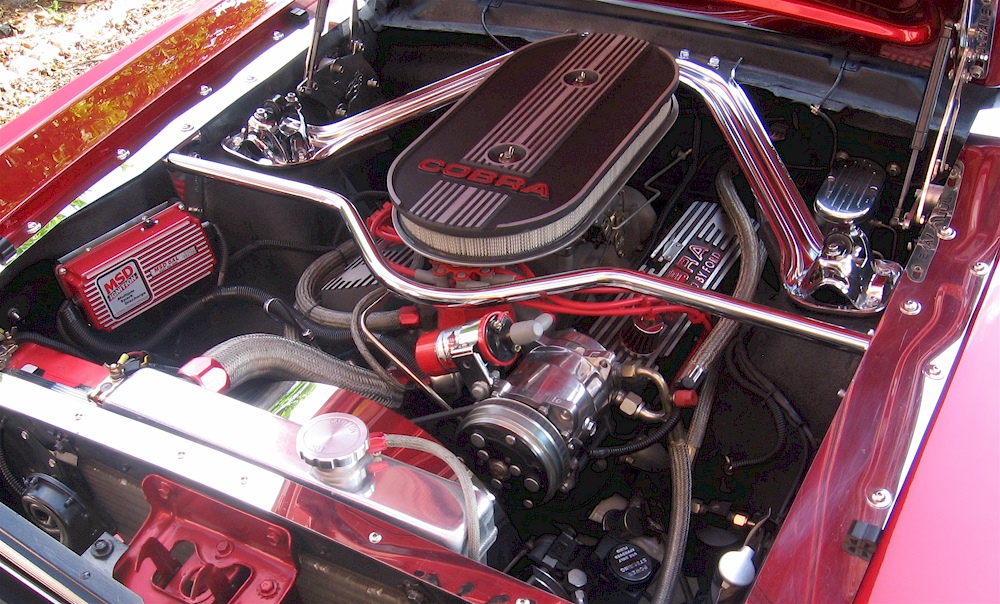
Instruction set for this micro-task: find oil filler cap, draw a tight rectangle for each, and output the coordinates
[297,413,369,470]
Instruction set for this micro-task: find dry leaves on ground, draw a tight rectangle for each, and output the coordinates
[0,0,199,126]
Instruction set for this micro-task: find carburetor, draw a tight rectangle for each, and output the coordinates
[457,331,617,508]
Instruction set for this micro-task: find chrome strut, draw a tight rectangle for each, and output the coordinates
[166,153,871,353]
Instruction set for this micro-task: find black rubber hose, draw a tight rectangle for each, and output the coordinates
[588,407,681,459]
[57,286,290,362]
[11,331,88,360]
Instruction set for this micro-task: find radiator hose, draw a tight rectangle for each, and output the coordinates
[199,333,404,407]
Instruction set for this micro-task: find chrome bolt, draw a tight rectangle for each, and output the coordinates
[708,55,721,69]
[900,300,922,315]
[58,267,67,275]
[516,599,535,604]
[199,85,212,96]
[115,148,130,161]
[6,308,22,322]
[272,30,284,41]
[47,458,56,468]
[369,531,382,544]
[868,488,893,509]
[504,434,516,446]
[81,571,91,580]
[972,262,989,276]
[20,430,28,440]
[25,221,42,234]
[523,499,535,509]
[886,162,902,177]
[179,123,194,132]
[678,48,690,59]
[924,364,943,379]
[366,78,379,88]
[937,225,957,240]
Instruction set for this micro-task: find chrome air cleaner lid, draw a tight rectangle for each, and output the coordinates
[388,33,679,266]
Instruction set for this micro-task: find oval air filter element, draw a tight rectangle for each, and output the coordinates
[388,33,679,266]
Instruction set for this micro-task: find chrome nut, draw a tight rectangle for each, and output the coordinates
[618,391,644,417]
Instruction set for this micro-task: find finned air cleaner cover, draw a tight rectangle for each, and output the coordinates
[388,33,679,265]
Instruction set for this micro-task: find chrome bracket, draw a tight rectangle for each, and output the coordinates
[897,0,994,229]
[798,228,901,313]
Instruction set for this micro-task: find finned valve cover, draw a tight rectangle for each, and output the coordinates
[389,33,679,265]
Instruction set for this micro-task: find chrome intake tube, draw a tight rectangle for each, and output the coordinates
[166,154,869,353]
[676,60,823,297]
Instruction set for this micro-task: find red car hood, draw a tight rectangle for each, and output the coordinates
[626,0,957,45]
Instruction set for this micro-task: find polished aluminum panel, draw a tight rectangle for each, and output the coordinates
[102,368,496,560]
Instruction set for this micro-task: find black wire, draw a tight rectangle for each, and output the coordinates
[636,116,703,267]
[412,405,474,426]
[481,2,510,52]
[812,107,840,174]
[722,338,787,473]
[204,222,230,287]
[228,240,337,267]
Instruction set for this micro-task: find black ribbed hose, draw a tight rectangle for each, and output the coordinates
[0,421,26,497]
[588,407,681,459]
[10,331,88,360]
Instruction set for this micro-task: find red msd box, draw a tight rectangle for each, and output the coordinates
[56,203,216,331]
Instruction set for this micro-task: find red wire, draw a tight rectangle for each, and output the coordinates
[364,204,712,331]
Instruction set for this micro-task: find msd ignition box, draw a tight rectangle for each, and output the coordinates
[56,202,216,331]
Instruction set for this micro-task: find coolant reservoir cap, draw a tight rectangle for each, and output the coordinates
[297,413,369,470]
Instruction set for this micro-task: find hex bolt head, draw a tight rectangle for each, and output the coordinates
[972,262,989,276]
[92,539,113,559]
[369,531,382,544]
[257,579,279,598]
[116,149,130,161]
[937,225,957,240]
[900,300,922,315]
[199,85,213,96]
[868,488,893,509]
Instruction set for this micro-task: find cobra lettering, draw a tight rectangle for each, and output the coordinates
[418,158,549,199]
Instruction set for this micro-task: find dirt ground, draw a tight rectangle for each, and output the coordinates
[0,0,199,126]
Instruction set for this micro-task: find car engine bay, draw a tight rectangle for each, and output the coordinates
[0,0,996,602]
